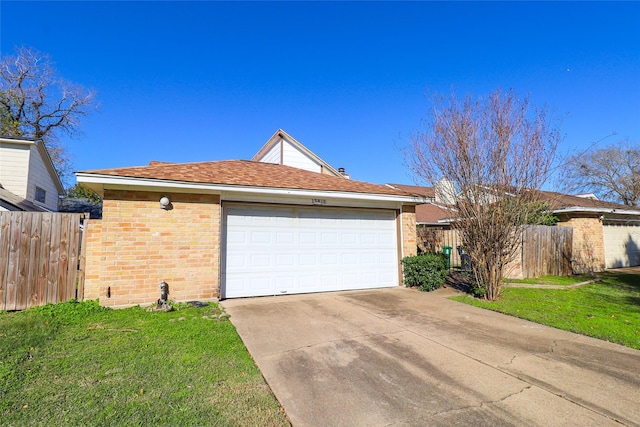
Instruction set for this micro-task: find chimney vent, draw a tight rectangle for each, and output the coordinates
[338,167,350,179]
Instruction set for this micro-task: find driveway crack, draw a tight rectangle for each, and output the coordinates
[431,385,532,417]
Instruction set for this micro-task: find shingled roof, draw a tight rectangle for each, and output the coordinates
[386,183,435,200]
[416,202,458,224]
[534,190,640,212]
[78,160,411,197]
[388,183,640,224]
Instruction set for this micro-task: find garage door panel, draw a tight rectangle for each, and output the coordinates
[299,254,317,265]
[276,254,295,266]
[603,223,640,268]
[341,233,358,245]
[276,232,295,244]
[275,276,295,289]
[299,232,316,244]
[321,253,338,265]
[226,253,247,268]
[342,253,358,264]
[321,232,338,244]
[227,230,248,244]
[223,204,399,298]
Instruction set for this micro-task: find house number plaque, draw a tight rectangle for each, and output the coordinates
[312,199,327,205]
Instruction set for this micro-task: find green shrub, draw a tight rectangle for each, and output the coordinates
[402,253,448,292]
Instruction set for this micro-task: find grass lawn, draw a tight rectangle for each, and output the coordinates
[452,271,640,350]
[0,300,289,426]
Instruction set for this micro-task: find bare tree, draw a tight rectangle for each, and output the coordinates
[408,89,561,300]
[562,142,640,206]
[0,46,97,182]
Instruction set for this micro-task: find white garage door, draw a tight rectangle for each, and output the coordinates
[222,204,399,298]
[603,222,640,268]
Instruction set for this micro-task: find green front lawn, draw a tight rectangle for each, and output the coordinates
[0,300,289,426]
[505,274,595,286]
[452,271,640,349]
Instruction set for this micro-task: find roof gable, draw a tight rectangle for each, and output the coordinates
[0,137,64,211]
[252,129,344,177]
[0,137,63,192]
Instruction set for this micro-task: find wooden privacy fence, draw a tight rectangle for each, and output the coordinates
[0,212,88,311]
[520,225,573,278]
[418,225,573,278]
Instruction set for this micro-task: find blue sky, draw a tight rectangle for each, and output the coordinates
[2,1,639,187]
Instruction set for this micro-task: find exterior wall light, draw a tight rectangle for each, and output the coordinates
[160,195,171,209]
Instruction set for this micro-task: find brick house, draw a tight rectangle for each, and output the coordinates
[539,191,640,271]
[76,132,417,307]
[392,182,640,273]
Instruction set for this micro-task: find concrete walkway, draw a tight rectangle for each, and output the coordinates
[222,287,640,427]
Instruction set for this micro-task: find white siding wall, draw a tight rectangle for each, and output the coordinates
[259,142,282,164]
[26,145,60,211]
[283,140,321,173]
[0,142,30,198]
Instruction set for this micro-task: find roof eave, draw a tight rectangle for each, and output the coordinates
[553,206,640,216]
[75,173,418,203]
[34,141,65,193]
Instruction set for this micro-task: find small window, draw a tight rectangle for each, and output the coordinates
[35,186,46,204]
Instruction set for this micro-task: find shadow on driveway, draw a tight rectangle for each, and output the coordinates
[222,287,640,427]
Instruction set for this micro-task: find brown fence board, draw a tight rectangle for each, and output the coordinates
[37,213,52,305]
[0,212,86,311]
[16,213,32,310]
[0,213,11,310]
[46,214,62,304]
[26,216,42,308]
[6,213,22,311]
[57,213,70,302]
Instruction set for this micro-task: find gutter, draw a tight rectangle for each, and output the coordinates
[553,206,640,216]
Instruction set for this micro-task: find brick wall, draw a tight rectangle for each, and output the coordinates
[558,216,605,273]
[401,205,417,258]
[84,190,220,307]
[84,220,103,300]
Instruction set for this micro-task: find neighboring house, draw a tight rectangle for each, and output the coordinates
[76,132,417,307]
[57,197,103,219]
[392,181,640,270]
[536,190,640,270]
[0,136,63,212]
[386,182,457,227]
[253,129,349,178]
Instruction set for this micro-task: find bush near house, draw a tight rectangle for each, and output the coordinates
[402,253,448,292]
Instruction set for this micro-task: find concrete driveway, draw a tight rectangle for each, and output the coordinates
[222,287,640,426]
